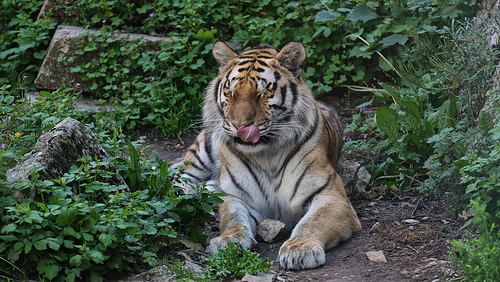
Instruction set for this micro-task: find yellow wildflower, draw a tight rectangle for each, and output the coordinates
[15,132,20,137]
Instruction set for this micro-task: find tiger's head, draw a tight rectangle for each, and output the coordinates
[204,41,318,152]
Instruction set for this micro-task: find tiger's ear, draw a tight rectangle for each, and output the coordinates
[213,41,238,68]
[276,42,306,78]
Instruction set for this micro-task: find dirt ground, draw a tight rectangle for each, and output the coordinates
[139,91,467,281]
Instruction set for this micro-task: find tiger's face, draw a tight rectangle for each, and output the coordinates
[207,41,313,151]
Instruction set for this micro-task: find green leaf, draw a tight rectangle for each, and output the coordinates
[376,107,400,142]
[479,110,494,136]
[25,241,32,253]
[350,46,372,58]
[88,250,105,264]
[428,98,458,131]
[64,226,76,236]
[380,34,409,47]
[14,241,23,252]
[19,42,36,52]
[70,254,82,266]
[64,239,74,248]
[8,247,21,262]
[47,238,61,250]
[315,10,341,22]
[1,223,16,233]
[99,233,112,247]
[34,239,48,250]
[37,258,61,280]
[82,233,94,241]
[57,208,79,226]
[26,210,44,223]
[312,26,331,39]
[347,5,378,23]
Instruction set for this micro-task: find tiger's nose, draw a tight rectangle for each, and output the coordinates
[231,101,256,126]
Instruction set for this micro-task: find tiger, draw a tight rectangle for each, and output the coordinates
[180,41,361,270]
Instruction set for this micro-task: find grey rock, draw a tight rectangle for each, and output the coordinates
[257,219,288,243]
[402,219,420,225]
[35,25,171,91]
[365,250,387,263]
[338,157,371,196]
[6,117,128,201]
[241,273,276,282]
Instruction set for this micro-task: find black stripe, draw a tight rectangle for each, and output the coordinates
[248,212,259,226]
[270,104,287,111]
[246,48,274,53]
[190,162,205,172]
[324,116,333,157]
[255,67,265,72]
[239,59,256,65]
[272,82,278,91]
[225,68,233,80]
[214,79,224,116]
[188,148,210,172]
[275,114,291,123]
[278,109,320,175]
[225,165,252,199]
[304,174,334,207]
[238,66,250,72]
[274,71,281,81]
[184,172,202,183]
[280,85,287,106]
[290,82,298,106]
[204,133,215,165]
[257,60,269,67]
[226,142,267,198]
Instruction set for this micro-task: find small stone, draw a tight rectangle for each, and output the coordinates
[365,250,387,263]
[257,219,288,243]
[241,273,276,282]
[402,219,420,225]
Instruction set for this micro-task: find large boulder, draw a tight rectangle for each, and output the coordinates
[6,117,128,201]
[35,25,171,91]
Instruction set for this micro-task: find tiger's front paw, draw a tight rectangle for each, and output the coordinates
[207,226,254,255]
[278,238,325,270]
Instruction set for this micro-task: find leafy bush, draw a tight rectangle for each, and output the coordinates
[0,0,55,95]
[450,198,500,282]
[0,88,223,280]
[204,242,271,279]
[0,145,222,281]
[353,18,498,195]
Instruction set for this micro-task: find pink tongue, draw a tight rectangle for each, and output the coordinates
[236,124,260,144]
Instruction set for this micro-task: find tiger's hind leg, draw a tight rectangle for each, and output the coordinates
[278,176,361,270]
[207,196,259,255]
